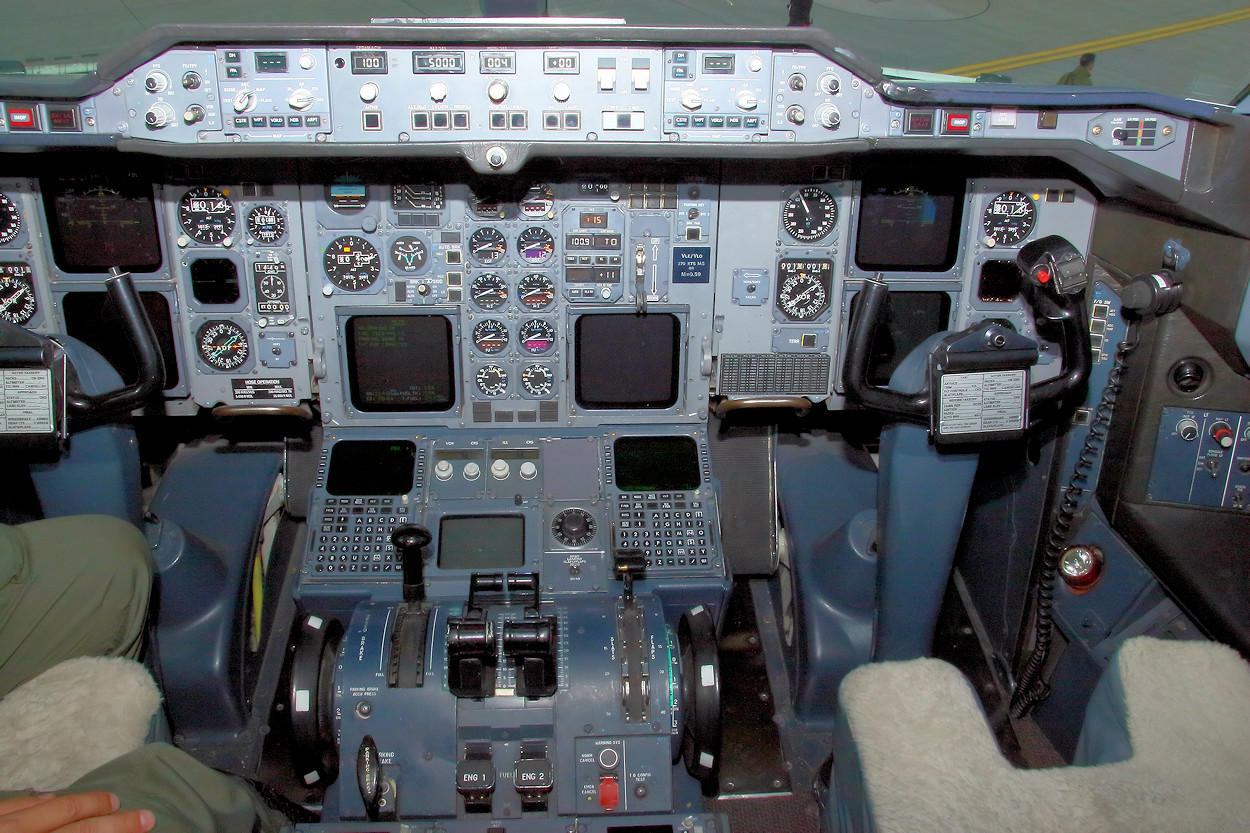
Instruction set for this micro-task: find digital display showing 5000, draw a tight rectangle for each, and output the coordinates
[413,51,465,74]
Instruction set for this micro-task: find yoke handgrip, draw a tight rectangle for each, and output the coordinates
[842,276,930,422]
[66,268,165,417]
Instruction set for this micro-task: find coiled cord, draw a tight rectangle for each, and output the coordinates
[1009,326,1138,718]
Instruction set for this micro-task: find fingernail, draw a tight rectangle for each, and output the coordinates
[139,810,156,830]
[35,794,56,801]
[109,794,121,811]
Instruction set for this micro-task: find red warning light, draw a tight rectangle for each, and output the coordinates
[1036,269,1051,284]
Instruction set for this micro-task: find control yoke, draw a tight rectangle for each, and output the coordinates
[844,235,1092,443]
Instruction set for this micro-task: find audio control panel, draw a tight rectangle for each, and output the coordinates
[1148,406,1250,512]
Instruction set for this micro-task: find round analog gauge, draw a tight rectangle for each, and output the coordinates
[475,364,508,397]
[782,187,838,242]
[323,236,380,291]
[178,186,236,244]
[196,319,250,371]
[472,319,509,355]
[390,236,429,273]
[468,227,507,265]
[983,191,1037,246]
[246,205,286,245]
[517,227,556,265]
[0,266,37,325]
[521,364,555,396]
[518,319,557,354]
[0,193,22,245]
[776,259,833,321]
[518,274,556,310]
[552,508,597,547]
[256,270,287,301]
[469,273,508,310]
[520,184,555,218]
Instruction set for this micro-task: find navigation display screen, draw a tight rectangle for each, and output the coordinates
[326,440,417,496]
[574,313,680,410]
[438,515,525,569]
[614,436,701,492]
[345,314,455,412]
[854,175,963,272]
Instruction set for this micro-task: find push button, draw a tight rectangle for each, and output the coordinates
[598,774,619,810]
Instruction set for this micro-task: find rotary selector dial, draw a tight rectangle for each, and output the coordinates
[552,508,596,547]
[679,89,704,111]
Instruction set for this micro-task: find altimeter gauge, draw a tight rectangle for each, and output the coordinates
[179,186,236,244]
[323,236,381,291]
[983,190,1037,246]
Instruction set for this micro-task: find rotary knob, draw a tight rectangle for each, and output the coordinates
[288,88,315,111]
[434,460,454,481]
[144,103,175,129]
[818,73,841,95]
[491,459,511,480]
[143,71,170,94]
[735,90,760,111]
[430,82,449,102]
[463,461,481,481]
[816,104,841,130]
[552,508,596,546]
[487,80,510,103]
[232,89,258,114]
[678,89,704,111]
[359,82,380,103]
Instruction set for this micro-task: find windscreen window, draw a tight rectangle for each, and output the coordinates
[854,175,964,272]
[574,313,680,410]
[345,314,455,412]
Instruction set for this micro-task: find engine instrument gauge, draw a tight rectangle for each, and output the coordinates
[517,274,556,310]
[782,187,838,242]
[0,264,37,325]
[246,205,286,245]
[469,273,508,310]
[552,508,596,546]
[520,184,555,218]
[323,236,381,291]
[195,319,250,371]
[518,319,557,354]
[517,227,555,265]
[475,364,507,396]
[982,191,1037,246]
[0,193,22,245]
[472,319,509,354]
[390,236,429,273]
[468,227,507,265]
[521,363,554,396]
[776,258,833,321]
[179,186,236,244]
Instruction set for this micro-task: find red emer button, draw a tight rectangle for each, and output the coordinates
[598,775,620,810]
[943,112,970,134]
[7,107,38,130]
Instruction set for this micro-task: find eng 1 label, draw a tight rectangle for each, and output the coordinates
[231,377,295,400]
[939,370,1026,435]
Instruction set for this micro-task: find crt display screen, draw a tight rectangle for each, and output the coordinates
[574,313,680,410]
[847,290,952,386]
[854,175,963,272]
[345,315,455,412]
[326,440,417,496]
[614,436,701,492]
[45,177,163,274]
[438,515,525,570]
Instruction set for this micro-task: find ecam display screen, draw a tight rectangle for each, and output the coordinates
[854,175,963,272]
[45,178,162,273]
[574,312,680,410]
[345,314,455,412]
[438,515,525,569]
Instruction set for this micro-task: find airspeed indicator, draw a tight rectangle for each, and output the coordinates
[776,259,833,321]
[782,187,838,242]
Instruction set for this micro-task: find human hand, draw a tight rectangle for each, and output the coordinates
[0,792,155,833]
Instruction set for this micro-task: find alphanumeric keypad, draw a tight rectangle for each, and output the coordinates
[310,497,410,576]
[615,492,711,569]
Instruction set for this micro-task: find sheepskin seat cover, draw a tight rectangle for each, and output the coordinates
[0,656,160,791]
[838,637,1250,833]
